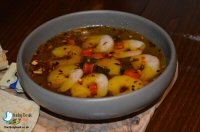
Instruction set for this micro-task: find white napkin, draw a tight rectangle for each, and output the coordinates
[0,90,40,132]
[0,63,23,93]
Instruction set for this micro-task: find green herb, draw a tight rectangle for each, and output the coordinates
[63,32,68,35]
[79,62,84,68]
[112,35,122,42]
[94,65,110,75]
[120,67,125,74]
[90,58,97,63]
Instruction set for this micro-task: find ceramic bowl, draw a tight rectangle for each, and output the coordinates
[17,10,177,120]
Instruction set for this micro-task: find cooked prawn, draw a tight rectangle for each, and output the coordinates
[96,58,121,76]
[50,55,81,67]
[131,54,160,80]
[108,75,143,96]
[123,40,145,51]
[113,50,142,58]
[50,45,82,66]
[52,45,82,57]
[48,65,83,92]
[71,73,108,98]
[82,35,114,53]
[113,39,145,58]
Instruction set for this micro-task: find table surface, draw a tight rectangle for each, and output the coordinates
[0,0,200,131]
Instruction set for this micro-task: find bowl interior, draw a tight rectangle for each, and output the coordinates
[20,11,174,73]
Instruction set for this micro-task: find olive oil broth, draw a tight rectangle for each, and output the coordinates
[29,26,166,98]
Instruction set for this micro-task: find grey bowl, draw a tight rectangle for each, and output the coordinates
[17,10,177,120]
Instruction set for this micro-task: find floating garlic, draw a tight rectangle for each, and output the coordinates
[31,60,38,65]
[33,68,43,74]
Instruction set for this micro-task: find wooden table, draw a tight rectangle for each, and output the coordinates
[0,0,199,131]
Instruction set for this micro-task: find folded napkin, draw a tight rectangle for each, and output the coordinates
[0,47,39,132]
[0,63,23,93]
[0,62,178,132]
[0,90,40,132]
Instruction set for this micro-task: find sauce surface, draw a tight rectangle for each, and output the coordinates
[29,26,166,98]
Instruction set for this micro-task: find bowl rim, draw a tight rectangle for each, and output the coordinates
[17,10,177,102]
